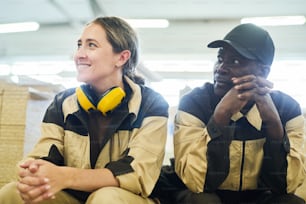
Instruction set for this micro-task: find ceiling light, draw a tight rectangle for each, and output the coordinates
[0,22,40,33]
[125,19,169,28]
[241,16,306,26]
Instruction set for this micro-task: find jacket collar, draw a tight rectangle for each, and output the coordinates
[123,76,141,123]
[64,76,142,124]
[231,104,262,130]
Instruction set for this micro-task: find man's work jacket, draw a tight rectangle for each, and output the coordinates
[174,82,305,194]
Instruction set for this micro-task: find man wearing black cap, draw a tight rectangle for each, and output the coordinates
[172,23,306,204]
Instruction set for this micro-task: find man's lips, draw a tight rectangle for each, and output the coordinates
[215,77,233,85]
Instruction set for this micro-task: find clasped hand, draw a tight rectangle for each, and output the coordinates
[232,75,273,100]
[222,75,273,115]
[214,75,275,126]
[17,159,63,204]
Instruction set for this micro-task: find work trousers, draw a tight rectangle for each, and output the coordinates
[0,182,157,204]
[172,189,305,204]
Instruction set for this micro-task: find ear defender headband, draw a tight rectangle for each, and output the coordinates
[76,85,126,116]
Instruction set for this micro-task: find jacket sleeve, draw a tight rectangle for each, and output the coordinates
[173,110,208,193]
[174,109,235,193]
[261,114,306,194]
[285,115,306,193]
[106,91,169,197]
[261,92,306,194]
[205,117,235,191]
[25,91,68,160]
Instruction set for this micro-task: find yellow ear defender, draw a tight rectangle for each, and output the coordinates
[76,85,126,116]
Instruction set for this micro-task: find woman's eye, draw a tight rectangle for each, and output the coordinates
[89,42,97,47]
[217,56,223,63]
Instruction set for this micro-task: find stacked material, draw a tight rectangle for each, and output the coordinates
[0,82,28,188]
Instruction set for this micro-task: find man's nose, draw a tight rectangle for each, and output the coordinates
[216,62,229,73]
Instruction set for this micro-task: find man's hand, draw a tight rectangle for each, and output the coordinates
[232,75,273,101]
[214,75,273,126]
[214,74,283,140]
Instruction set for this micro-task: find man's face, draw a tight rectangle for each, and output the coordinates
[213,45,263,97]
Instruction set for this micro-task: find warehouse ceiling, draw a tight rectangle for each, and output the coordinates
[0,0,306,85]
[1,0,306,60]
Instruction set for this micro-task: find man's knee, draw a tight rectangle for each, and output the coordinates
[260,193,306,204]
[173,189,222,204]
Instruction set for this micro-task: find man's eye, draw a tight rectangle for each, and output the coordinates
[217,56,223,63]
[233,59,240,65]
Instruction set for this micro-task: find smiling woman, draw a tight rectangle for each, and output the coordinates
[0,16,169,204]
[74,22,126,90]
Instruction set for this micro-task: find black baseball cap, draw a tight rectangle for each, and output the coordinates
[207,23,275,65]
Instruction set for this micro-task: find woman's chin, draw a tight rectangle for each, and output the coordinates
[76,75,90,84]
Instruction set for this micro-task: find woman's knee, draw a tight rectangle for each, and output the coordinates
[0,182,24,203]
[86,187,155,204]
[87,187,125,204]
[0,182,80,204]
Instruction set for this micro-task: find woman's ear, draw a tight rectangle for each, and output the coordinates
[116,50,131,67]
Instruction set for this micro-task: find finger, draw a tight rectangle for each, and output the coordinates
[20,159,47,169]
[19,167,37,178]
[256,77,273,88]
[232,75,256,85]
[27,193,55,204]
[238,86,271,101]
[23,190,55,204]
[256,86,271,95]
[17,181,34,194]
[42,191,56,200]
[27,184,51,199]
[235,81,257,91]
[19,159,36,169]
[237,92,250,100]
[19,184,51,203]
[28,163,39,173]
[237,88,257,100]
[19,176,49,186]
[19,168,29,178]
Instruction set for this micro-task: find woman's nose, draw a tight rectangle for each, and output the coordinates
[75,47,87,58]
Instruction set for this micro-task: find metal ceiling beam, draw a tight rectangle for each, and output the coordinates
[155,71,213,80]
[136,62,163,82]
[48,0,83,30]
[88,0,106,17]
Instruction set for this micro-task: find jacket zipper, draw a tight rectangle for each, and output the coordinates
[239,140,246,191]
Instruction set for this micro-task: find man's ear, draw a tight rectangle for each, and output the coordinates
[116,50,131,67]
[260,65,270,78]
